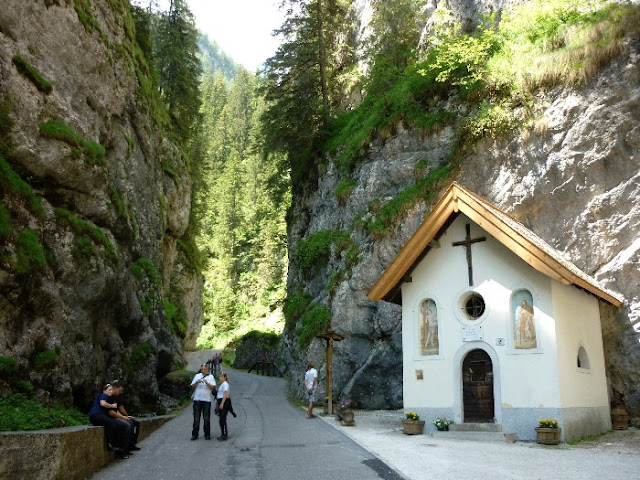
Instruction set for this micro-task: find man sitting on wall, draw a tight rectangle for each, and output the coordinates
[109,380,140,452]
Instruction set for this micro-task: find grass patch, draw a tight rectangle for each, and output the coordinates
[567,430,609,445]
[108,183,126,218]
[55,208,116,260]
[12,55,52,94]
[283,291,313,331]
[0,356,18,375]
[364,164,453,238]
[0,394,88,431]
[0,202,11,239]
[0,154,44,215]
[73,0,108,45]
[15,230,48,274]
[176,235,203,273]
[335,179,357,204]
[39,120,106,166]
[163,296,188,338]
[133,257,160,288]
[298,303,331,348]
[293,230,351,270]
[34,349,58,369]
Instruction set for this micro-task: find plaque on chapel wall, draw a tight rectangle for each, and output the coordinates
[462,325,483,342]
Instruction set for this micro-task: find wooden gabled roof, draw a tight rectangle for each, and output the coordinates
[367,182,624,307]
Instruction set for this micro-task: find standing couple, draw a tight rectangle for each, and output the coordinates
[190,363,236,441]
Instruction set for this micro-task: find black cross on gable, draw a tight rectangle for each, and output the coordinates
[452,223,486,286]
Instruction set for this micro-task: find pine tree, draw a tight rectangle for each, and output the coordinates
[261,0,355,182]
[366,0,423,95]
[153,0,202,140]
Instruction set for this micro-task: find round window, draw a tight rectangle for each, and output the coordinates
[464,294,485,319]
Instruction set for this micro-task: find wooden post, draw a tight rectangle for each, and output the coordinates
[317,332,344,416]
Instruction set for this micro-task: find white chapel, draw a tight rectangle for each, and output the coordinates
[368,182,624,441]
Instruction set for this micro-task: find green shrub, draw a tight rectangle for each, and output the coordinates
[11,379,34,396]
[126,341,151,374]
[283,291,313,331]
[39,120,106,166]
[0,394,88,431]
[15,230,47,273]
[12,55,52,94]
[0,356,18,375]
[294,230,351,270]
[240,330,280,348]
[163,298,188,338]
[34,349,58,369]
[298,303,331,348]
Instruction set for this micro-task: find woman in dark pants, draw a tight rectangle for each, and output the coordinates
[216,372,231,440]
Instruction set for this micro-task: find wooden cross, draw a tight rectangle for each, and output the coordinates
[452,223,486,286]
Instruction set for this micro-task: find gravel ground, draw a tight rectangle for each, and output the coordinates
[316,410,640,480]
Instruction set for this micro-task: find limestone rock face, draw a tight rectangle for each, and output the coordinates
[0,0,202,410]
[285,33,640,418]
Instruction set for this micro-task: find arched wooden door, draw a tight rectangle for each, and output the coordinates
[462,349,494,423]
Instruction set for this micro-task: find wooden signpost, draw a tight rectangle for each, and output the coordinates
[317,331,344,415]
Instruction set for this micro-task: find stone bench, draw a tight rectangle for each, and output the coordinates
[0,415,175,480]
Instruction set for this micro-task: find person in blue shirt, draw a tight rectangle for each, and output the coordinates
[89,383,131,459]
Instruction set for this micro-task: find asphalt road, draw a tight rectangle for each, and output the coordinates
[92,351,403,480]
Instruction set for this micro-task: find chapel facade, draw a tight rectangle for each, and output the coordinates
[368,182,623,441]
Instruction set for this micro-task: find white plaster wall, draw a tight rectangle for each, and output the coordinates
[402,215,565,417]
[552,283,609,408]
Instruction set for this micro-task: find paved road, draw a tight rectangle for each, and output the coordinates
[92,351,402,480]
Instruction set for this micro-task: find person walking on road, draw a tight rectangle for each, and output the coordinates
[190,363,215,440]
[305,361,318,419]
[216,372,231,441]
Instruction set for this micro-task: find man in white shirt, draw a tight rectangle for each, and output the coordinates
[190,363,215,440]
[305,361,318,419]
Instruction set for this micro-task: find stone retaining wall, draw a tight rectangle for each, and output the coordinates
[0,415,175,480]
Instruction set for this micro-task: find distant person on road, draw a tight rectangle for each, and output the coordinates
[190,363,215,440]
[110,380,140,451]
[305,361,318,419]
[216,372,231,440]
[89,383,130,459]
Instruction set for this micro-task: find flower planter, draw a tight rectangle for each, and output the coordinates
[337,409,355,426]
[535,427,561,445]
[611,403,629,430]
[402,419,425,435]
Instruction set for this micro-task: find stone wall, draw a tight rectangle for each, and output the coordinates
[0,416,174,480]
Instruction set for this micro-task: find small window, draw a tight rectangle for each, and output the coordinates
[577,346,590,369]
[464,294,485,319]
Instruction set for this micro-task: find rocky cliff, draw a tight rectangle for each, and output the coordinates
[284,1,640,424]
[0,0,202,411]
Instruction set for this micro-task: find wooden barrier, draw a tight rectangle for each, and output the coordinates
[248,361,282,377]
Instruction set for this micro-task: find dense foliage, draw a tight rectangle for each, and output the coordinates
[194,69,289,348]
